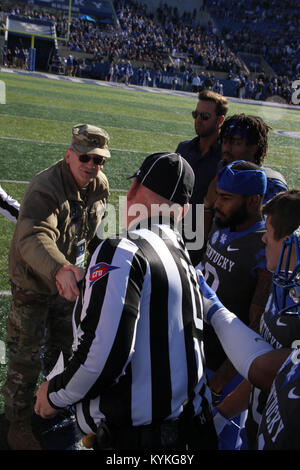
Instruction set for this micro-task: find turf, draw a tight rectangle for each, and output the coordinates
[0,70,299,416]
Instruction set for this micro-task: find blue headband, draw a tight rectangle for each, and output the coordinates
[217,160,267,195]
[223,120,249,142]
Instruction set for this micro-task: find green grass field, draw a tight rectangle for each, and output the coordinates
[0,70,299,413]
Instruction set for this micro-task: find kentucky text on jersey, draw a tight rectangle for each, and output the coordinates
[205,241,235,272]
[263,382,284,443]
[259,316,283,350]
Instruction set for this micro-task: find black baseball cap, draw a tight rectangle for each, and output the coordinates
[129,152,195,205]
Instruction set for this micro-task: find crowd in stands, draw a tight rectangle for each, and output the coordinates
[152,1,243,74]
[23,0,244,75]
[4,46,27,69]
[207,0,300,79]
[0,0,299,104]
[0,2,57,22]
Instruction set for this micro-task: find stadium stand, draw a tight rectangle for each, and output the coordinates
[0,0,299,102]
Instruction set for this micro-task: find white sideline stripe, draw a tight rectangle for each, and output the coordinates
[0,136,146,153]
[1,135,300,152]
[0,179,127,191]
[0,291,11,296]
[0,113,187,138]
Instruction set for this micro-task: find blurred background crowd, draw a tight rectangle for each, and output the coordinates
[0,0,299,102]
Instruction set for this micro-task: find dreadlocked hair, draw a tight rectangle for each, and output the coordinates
[220,114,271,165]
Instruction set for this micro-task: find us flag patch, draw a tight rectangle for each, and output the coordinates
[89,262,119,287]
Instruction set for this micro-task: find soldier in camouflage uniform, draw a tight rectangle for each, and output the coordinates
[2,124,111,450]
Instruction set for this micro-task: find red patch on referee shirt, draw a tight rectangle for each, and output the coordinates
[89,262,119,287]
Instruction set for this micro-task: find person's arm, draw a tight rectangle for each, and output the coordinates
[216,379,252,419]
[55,265,85,301]
[17,189,72,286]
[0,184,20,223]
[212,379,252,435]
[248,348,291,393]
[198,270,276,386]
[35,237,146,415]
[35,381,57,419]
[248,268,273,333]
[209,268,273,393]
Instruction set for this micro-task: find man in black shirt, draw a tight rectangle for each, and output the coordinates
[175,90,228,265]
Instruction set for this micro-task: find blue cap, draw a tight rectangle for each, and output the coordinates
[217,160,267,195]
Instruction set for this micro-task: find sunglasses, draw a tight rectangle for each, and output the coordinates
[192,110,212,121]
[78,154,106,165]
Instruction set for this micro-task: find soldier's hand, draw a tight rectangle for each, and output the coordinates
[55,265,85,301]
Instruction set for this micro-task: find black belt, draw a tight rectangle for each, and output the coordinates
[95,407,214,450]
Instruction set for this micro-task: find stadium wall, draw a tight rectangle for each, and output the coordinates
[79,62,239,97]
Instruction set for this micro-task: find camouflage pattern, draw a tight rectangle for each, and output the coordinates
[71,123,111,158]
[8,158,109,295]
[2,286,74,422]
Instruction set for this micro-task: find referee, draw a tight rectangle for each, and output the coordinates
[35,152,218,450]
[0,184,20,223]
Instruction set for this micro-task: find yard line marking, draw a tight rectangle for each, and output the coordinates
[0,136,148,153]
[0,179,29,184]
[0,290,11,296]
[0,179,127,191]
[0,113,189,137]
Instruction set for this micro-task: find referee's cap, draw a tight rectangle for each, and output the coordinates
[129,152,195,205]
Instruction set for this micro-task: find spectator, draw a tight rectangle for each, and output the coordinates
[65,54,74,76]
[175,90,228,265]
[191,73,201,93]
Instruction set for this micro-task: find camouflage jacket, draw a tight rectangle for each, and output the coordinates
[9,159,109,295]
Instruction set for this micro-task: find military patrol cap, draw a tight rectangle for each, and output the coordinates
[72,124,111,158]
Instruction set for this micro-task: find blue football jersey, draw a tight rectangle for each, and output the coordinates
[246,290,300,448]
[199,220,267,370]
[257,350,300,450]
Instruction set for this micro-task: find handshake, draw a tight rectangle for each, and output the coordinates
[55,264,85,301]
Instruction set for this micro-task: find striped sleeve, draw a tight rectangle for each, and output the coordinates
[47,236,147,409]
[0,185,20,223]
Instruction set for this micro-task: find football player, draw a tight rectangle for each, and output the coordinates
[214,190,300,450]
[257,221,300,449]
[198,159,273,449]
[204,114,288,240]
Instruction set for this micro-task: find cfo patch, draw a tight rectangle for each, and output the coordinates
[89,262,119,287]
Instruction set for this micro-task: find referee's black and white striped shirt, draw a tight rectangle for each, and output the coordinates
[47,218,212,433]
[0,185,19,223]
